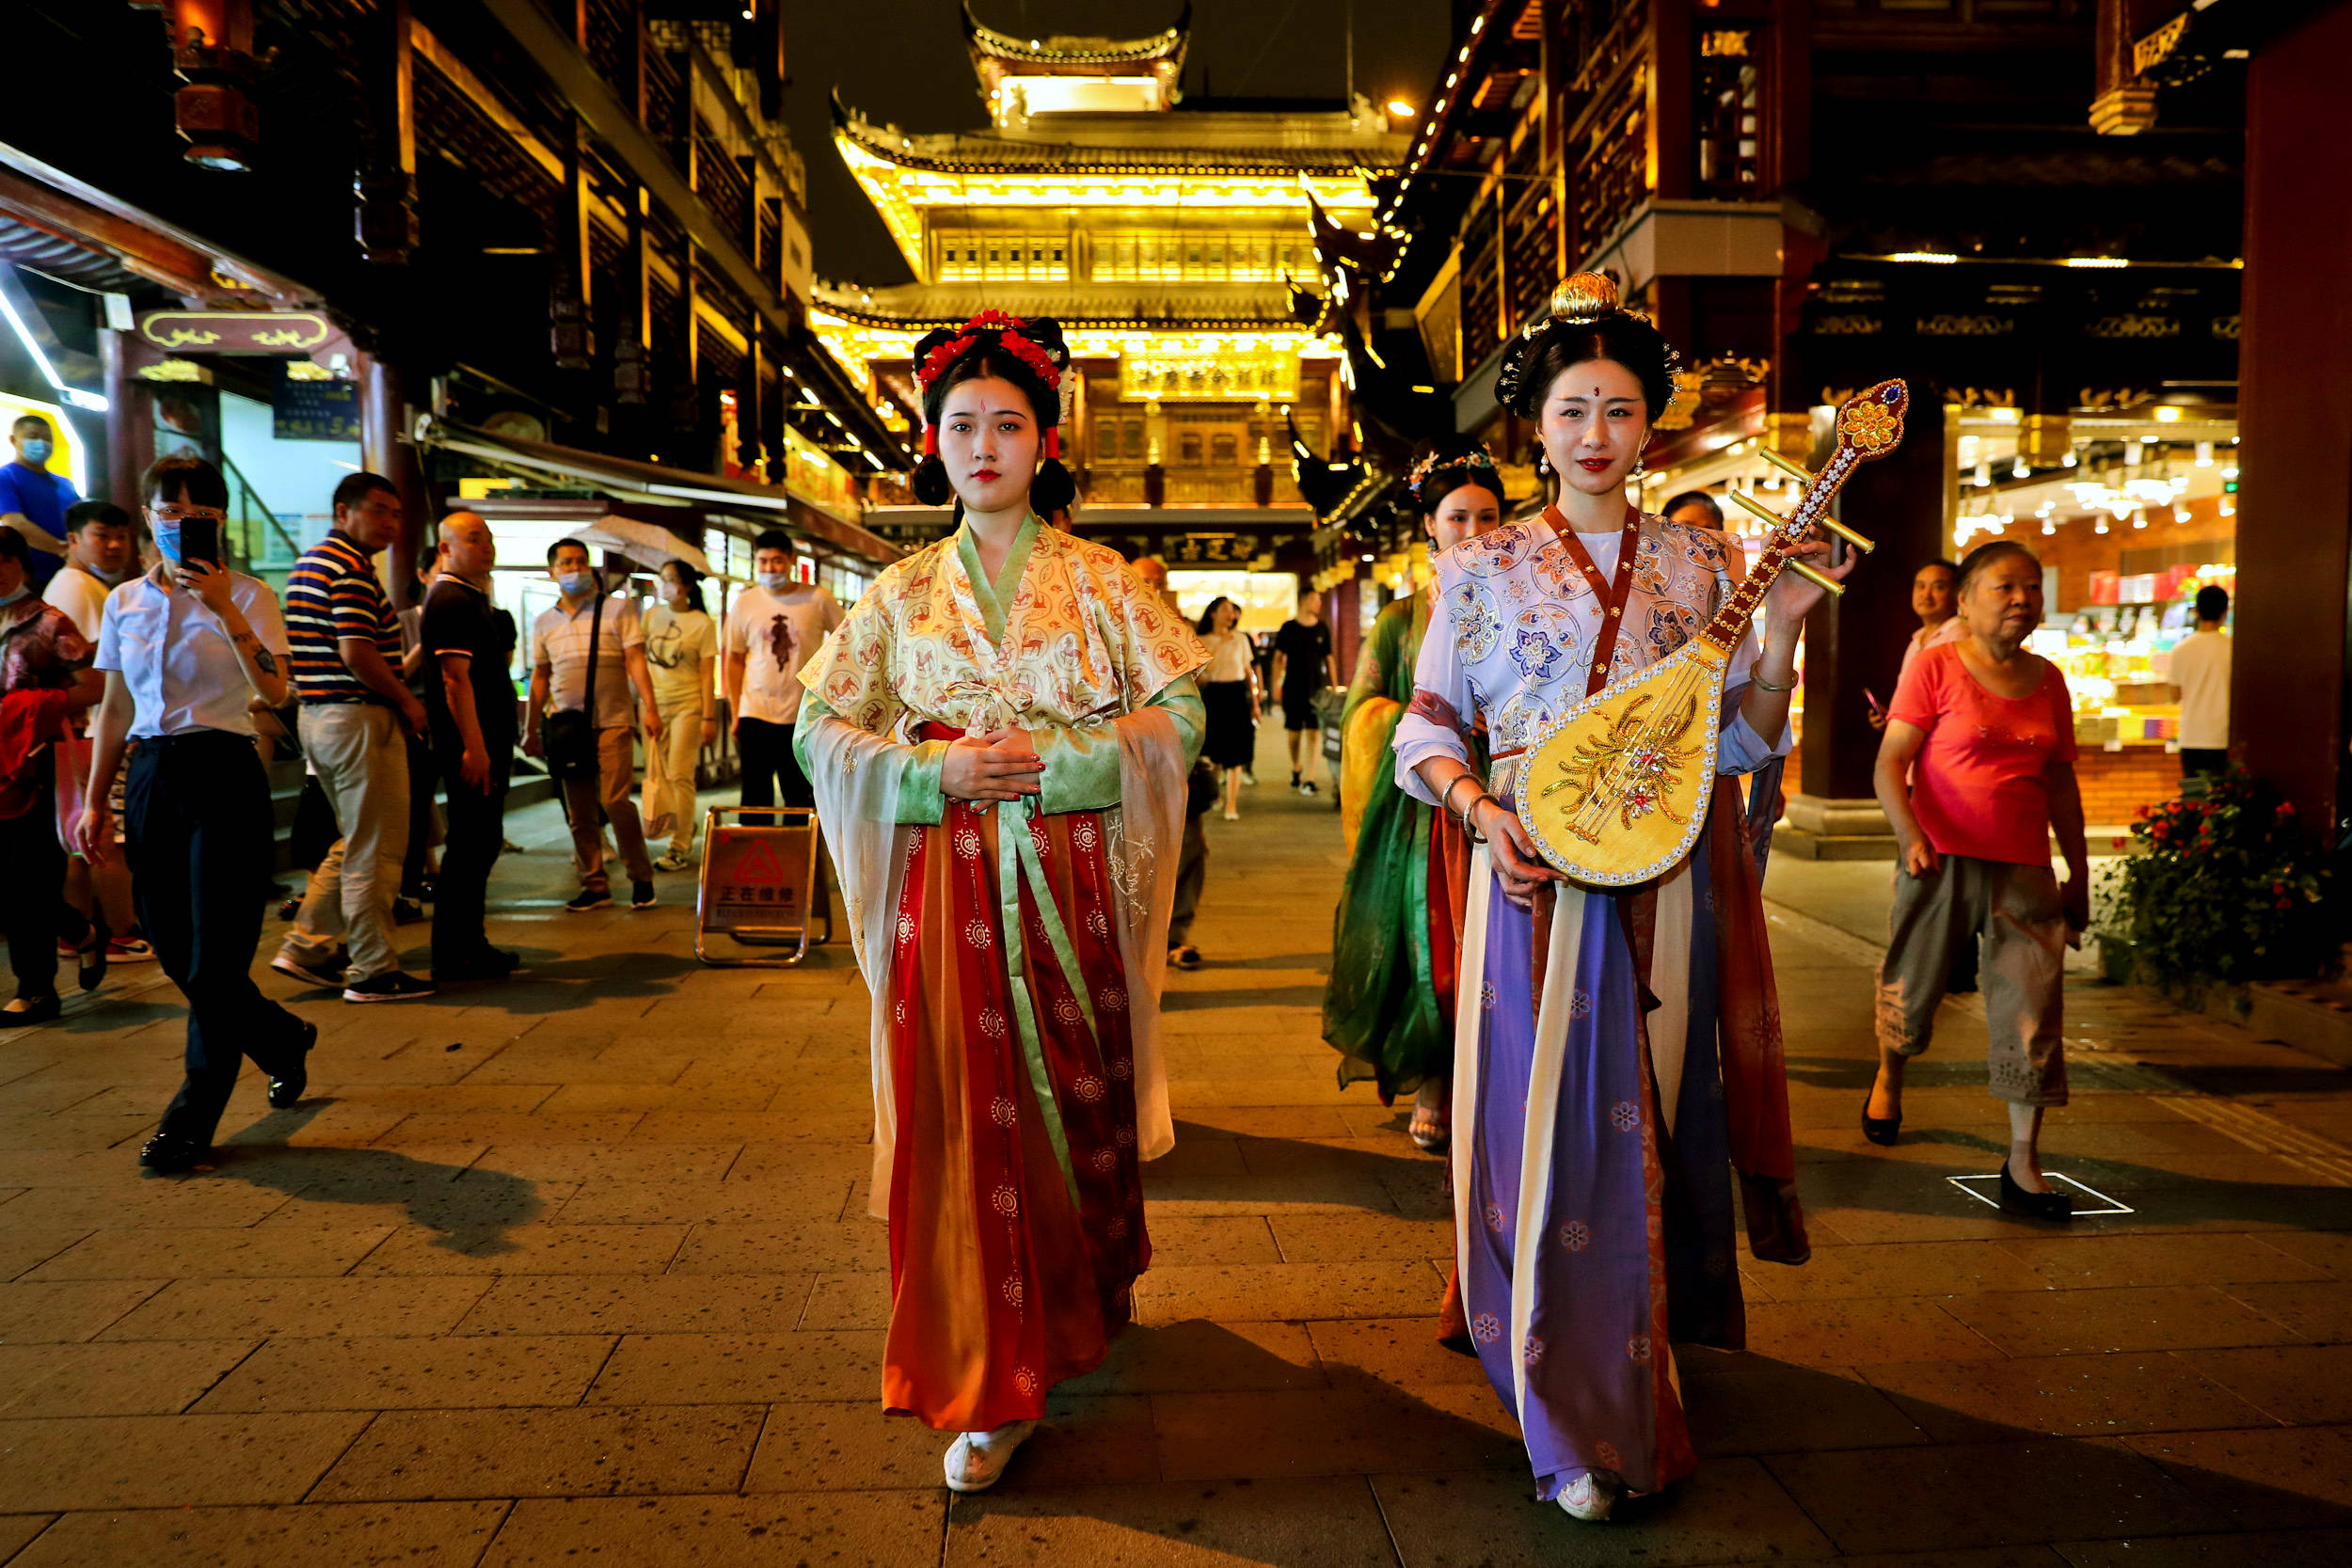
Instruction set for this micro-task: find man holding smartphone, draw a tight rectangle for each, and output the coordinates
[277,473,435,1002]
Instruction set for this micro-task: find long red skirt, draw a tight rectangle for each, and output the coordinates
[882,787,1151,1432]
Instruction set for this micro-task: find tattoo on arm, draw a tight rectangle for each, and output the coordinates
[255,647,278,675]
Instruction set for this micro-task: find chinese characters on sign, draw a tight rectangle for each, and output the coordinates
[273,363,359,442]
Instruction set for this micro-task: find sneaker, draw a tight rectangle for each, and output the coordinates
[1298,779,1319,797]
[106,938,155,962]
[1242,769,1258,786]
[654,848,691,873]
[342,971,437,1005]
[272,954,346,989]
[630,880,659,910]
[564,887,612,913]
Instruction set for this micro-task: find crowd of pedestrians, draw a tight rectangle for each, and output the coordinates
[0,448,869,1174]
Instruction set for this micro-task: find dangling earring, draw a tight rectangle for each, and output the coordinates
[1535,450,1550,477]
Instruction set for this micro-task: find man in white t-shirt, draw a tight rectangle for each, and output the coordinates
[41,499,148,968]
[723,528,842,810]
[2171,584,2232,781]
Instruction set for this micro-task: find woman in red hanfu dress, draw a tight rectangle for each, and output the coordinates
[795,312,1206,1492]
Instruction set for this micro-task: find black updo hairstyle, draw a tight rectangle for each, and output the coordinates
[1494,273,1678,422]
[1407,436,1503,515]
[908,311,1076,520]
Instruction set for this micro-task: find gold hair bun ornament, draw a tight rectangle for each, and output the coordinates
[1496,271,1673,416]
[1548,273,1621,325]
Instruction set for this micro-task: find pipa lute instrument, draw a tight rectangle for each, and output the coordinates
[1514,378,1910,887]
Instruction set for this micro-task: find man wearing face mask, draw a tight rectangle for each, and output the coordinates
[0,415,80,590]
[43,500,149,977]
[722,530,840,811]
[526,539,663,911]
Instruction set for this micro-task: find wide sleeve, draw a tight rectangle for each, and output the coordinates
[1034,675,1204,816]
[1339,603,1409,852]
[1392,578,1476,803]
[792,578,950,827]
[1710,551,1792,776]
[1111,560,1210,708]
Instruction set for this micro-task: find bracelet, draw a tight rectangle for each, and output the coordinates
[1749,666,1796,693]
[1439,773,1481,822]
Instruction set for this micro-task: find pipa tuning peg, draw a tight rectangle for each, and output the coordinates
[1788,559,1846,596]
[1758,449,1816,484]
[1818,516,1875,554]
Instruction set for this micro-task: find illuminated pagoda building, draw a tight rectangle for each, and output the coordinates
[817,2,1406,614]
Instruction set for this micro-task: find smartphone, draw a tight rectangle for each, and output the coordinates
[179,515,222,567]
[1864,688,1885,718]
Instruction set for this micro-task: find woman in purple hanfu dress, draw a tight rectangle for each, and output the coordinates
[1392,275,1840,1523]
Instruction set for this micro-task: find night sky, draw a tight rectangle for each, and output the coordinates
[783,0,1454,287]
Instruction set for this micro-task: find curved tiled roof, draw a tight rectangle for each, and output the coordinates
[830,94,1397,177]
[814,278,1315,332]
[962,1,1189,67]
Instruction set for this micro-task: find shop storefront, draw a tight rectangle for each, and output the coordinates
[1643,399,2238,828]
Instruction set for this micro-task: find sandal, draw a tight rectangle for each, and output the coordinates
[1408,1103,1449,1153]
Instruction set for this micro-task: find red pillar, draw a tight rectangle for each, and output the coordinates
[2233,2,2352,837]
[359,353,429,610]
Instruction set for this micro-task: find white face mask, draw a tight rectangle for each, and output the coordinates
[755,570,790,594]
[663,584,690,607]
[557,570,591,595]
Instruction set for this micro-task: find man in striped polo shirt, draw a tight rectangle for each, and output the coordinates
[275,472,435,1003]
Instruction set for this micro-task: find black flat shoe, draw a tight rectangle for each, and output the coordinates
[1997,1162,2074,1222]
[138,1133,207,1174]
[268,1020,318,1110]
[3,995,61,1025]
[1862,1087,1900,1147]
[76,917,109,993]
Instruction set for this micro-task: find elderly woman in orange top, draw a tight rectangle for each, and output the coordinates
[1868,539,2090,1220]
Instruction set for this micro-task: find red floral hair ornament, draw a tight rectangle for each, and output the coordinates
[914,310,1064,396]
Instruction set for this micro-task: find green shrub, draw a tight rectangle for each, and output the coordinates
[2096,768,2331,1000]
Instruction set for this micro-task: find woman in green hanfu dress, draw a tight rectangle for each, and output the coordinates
[1323,440,1503,1151]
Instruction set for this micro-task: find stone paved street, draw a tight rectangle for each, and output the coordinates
[0,741,2347,1566]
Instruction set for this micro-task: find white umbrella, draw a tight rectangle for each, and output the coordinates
[579,514,716,577]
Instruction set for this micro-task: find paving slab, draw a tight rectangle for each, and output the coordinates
[481,1492,942,1566]
[312,1403,766,1501]
[8,1501,508,1568]
[946,1476,1394,1568]
[197,1333,614,1412]
[0,1411,371,1510]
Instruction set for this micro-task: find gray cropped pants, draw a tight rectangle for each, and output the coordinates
[1873,854,2069,1107]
